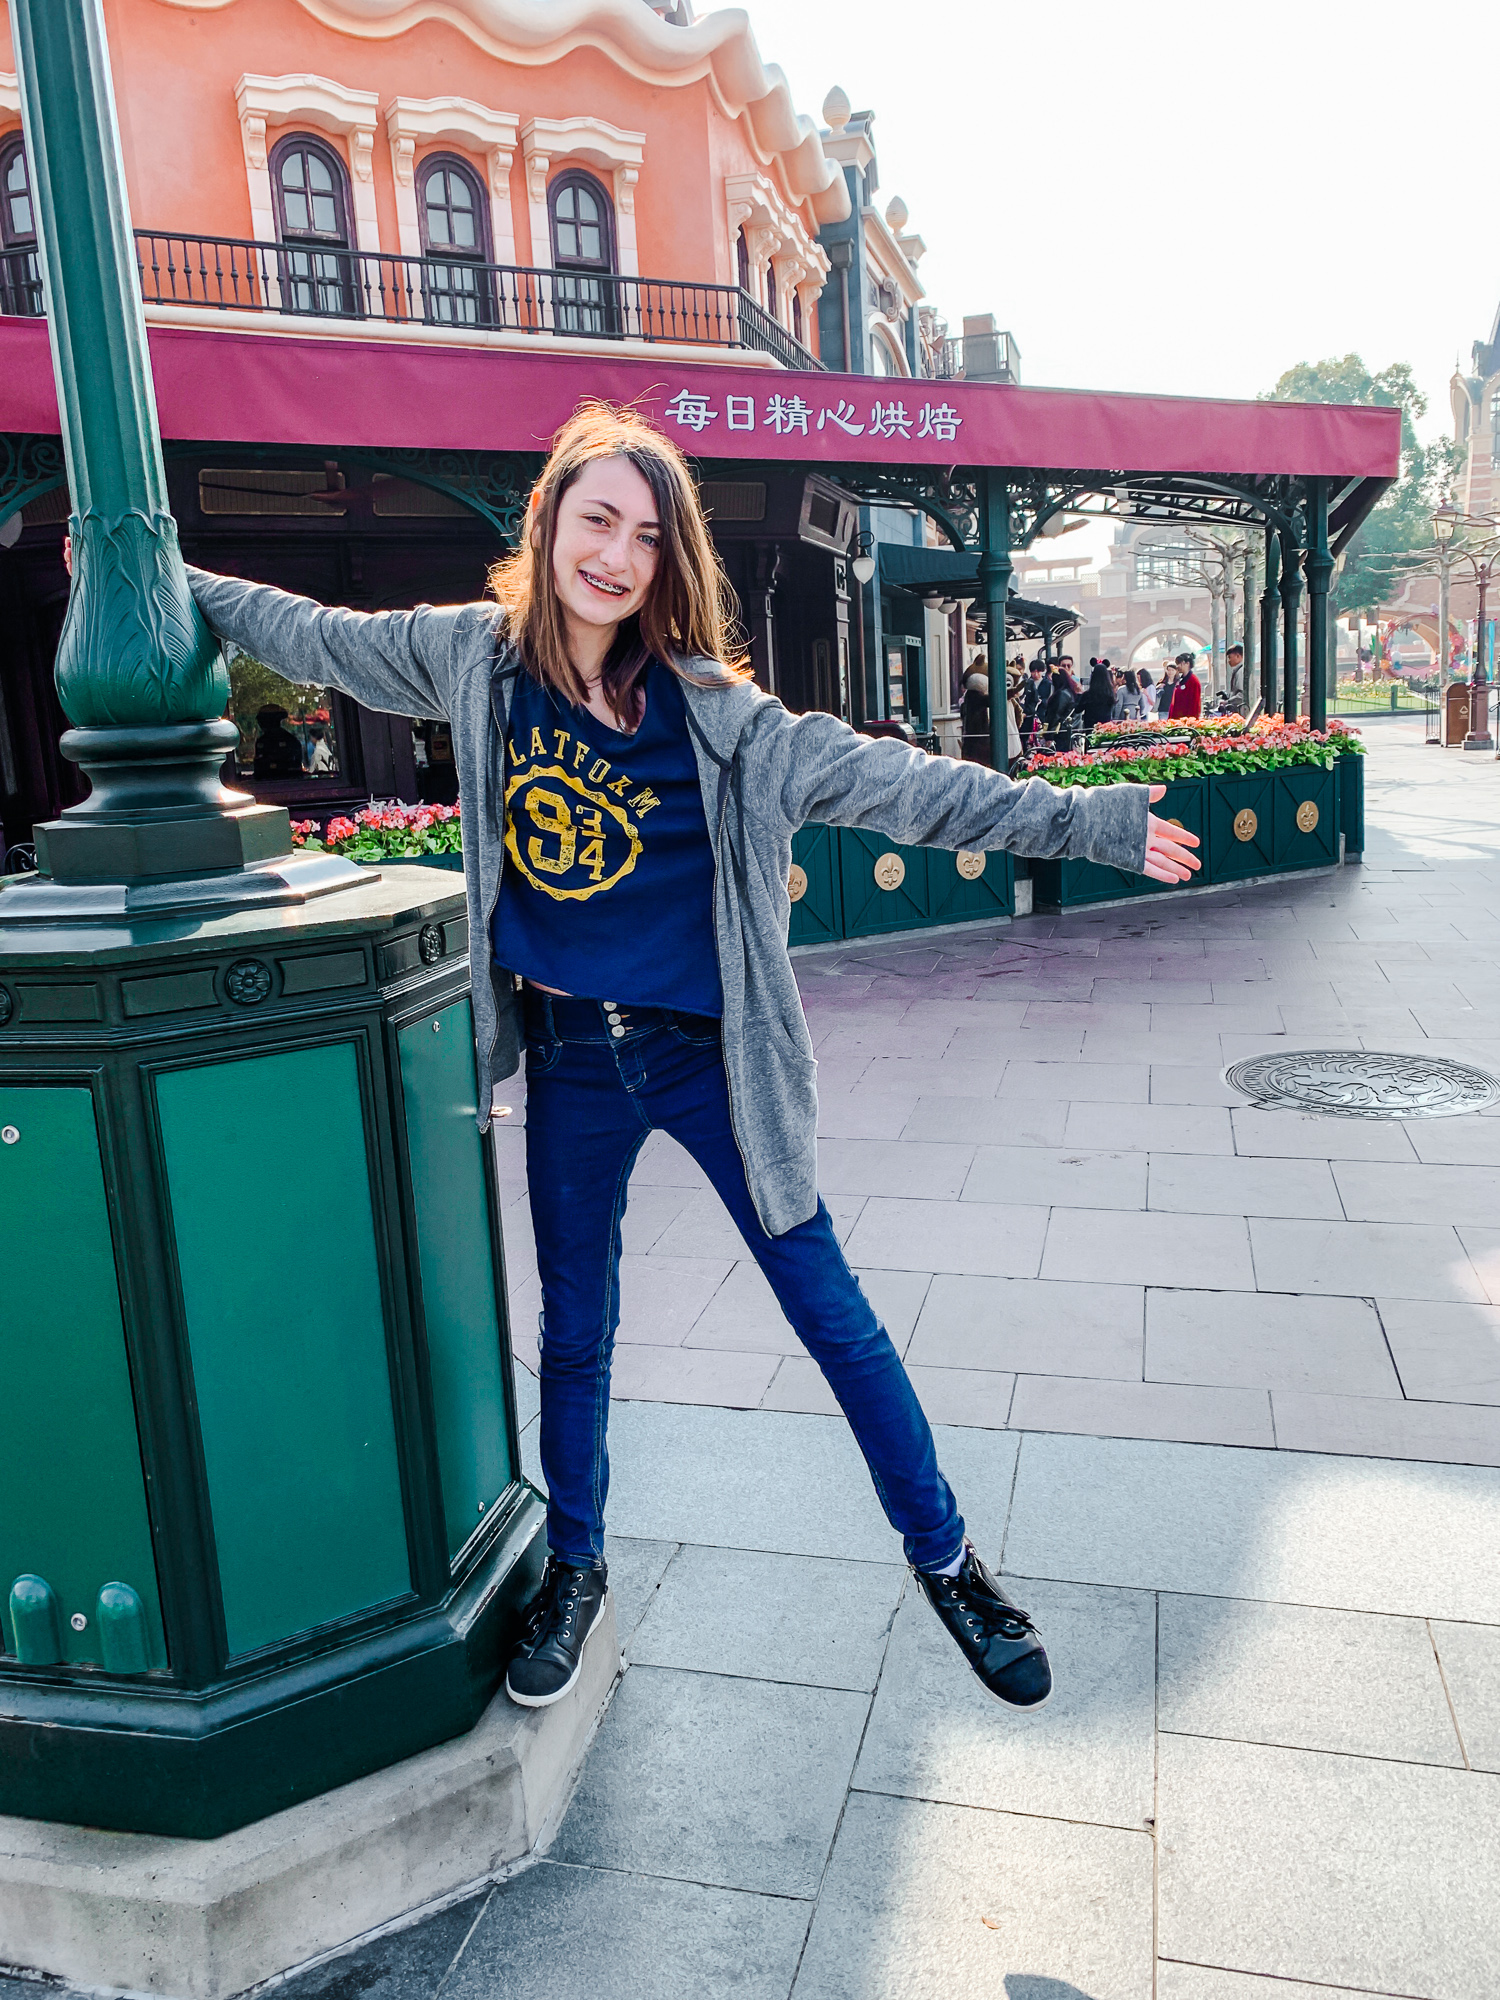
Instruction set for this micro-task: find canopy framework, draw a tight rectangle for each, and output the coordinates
[0,315,1400,761]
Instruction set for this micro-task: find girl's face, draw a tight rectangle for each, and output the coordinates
[545,455,662,647]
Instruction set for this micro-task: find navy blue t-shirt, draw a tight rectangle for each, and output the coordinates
[492,663,723,1017]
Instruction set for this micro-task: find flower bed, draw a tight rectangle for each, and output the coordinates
[1022,716,1364,789]
[292,802,462,865]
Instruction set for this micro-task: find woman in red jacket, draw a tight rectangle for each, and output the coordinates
[1168,651,1203,718]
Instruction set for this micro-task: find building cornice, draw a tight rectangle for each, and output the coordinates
[153,0,850,224]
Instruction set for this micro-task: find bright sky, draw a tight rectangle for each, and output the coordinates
[740,0,1496,449]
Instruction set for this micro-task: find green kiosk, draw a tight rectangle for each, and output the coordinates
[0,0,542,1840]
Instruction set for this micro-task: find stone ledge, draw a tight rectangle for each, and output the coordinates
[0,1600,621,2000]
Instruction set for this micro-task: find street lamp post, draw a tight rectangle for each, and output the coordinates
[1434,499,1458,699]
[0,0,543,1838]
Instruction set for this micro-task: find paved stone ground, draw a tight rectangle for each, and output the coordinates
[15,718,1500,2000]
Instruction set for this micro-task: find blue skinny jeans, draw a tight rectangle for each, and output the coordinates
[522,990,965,1572]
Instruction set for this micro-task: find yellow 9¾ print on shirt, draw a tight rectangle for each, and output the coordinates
[503,763,645,901]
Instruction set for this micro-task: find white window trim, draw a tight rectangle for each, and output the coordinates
[520,115,644,277]
[724,169,827,328]
[0,72,20,119]
[235,73,382,258]
[385,97,520,268]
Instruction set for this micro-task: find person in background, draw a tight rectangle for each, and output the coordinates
[306,724,336,774]
[1169,650,1203,719]
[1136,667,1155,717]
[1116,669,1149,723]
[1021,659,1049,749]
[1080,658,1116,729]
[1225,643,1245,703]
[1046,665,1078,749]
[1155,664,1176,716]
[252,704,305,777]
[1005,666,1024,770]
[961,667,990,759]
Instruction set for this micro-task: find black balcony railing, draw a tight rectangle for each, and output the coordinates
[1,247,43,318]
[0,229,814,369]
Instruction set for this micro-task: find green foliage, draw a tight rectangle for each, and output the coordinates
[1032,733,1364,789]
[1263,355,1466,614]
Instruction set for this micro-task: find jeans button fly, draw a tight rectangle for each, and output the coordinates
[611,1025,626,1038]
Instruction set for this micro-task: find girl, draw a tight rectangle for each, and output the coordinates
[185,403,1199,1715]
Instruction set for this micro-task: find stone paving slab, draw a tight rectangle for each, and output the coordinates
[792,1791,1154,2000]
[1156,1733,1500,1999]
[1157,1594,1463,1765]
[855,1578,1156,1829]
[550,1663,868,1898]
[1005,1431,1500,1622]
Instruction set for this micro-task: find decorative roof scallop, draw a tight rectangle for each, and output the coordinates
[151,0,850,222]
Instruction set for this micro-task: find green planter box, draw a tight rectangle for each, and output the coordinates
[1338,751,1365,856]
[837,829,936,938]
[1270,764,1338,871]
[928,845,1014,924]
[787,823,844,946]
[1207,771,1277,881]
[1031,778,1203,908]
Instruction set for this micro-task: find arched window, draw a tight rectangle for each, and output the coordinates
[269,133,357,317]
[765,261,779,323]
[417,154,493,326]
[792,291,803,345]
[735,228,750,295]
[0,135,42,318]
[548,170,617,336]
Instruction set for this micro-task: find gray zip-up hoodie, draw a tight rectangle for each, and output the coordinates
[186,569,1150,1234]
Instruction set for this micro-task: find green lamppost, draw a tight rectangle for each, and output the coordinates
[978,467,1012,773]
[0,0,542,1838]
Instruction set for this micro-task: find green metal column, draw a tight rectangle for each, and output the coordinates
[979,468,1012,770]
[5,0,349,916]
[1305,480,1332,733]
[1279,521,1303,721]
[1260,526,1279,714]
[1241,544,1256,704]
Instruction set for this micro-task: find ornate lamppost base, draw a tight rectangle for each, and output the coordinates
[0,866,543,1839]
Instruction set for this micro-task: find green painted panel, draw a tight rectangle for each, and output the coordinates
[838,831,934,937]
[1207,774,1275,881]
[927,847,1014,924]
[0,1086,165,1668]
[787,823,843,946]
[155,1045,411,1655]
[1339,752,1365,855]
[398,997,514,1562]
[1271,766,1338,870]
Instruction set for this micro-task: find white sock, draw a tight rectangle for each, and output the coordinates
[929,1547,966,1578]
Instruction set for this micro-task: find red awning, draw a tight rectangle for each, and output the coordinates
[0,315,1400,479]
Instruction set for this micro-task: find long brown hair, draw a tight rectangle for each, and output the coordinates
[488,401,749,719]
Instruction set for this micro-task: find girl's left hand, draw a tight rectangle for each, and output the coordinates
[1142,784,1202,884]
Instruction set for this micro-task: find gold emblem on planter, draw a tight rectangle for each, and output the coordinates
[955,850,986,880]
[1233,808,1258,843]
[1295,799,1320,833]
[873,852,906,892]
[787,864,808,903]
[1168,818,1183,828]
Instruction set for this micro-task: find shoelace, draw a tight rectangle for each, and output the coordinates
[522,1563,589,1655]
[939,1574,1036,1641]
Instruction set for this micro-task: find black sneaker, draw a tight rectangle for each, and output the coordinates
[913,1544,1052,1708]
[505,1556,609,1709]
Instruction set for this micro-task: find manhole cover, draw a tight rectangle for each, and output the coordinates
[1225,1050,1500,1120]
